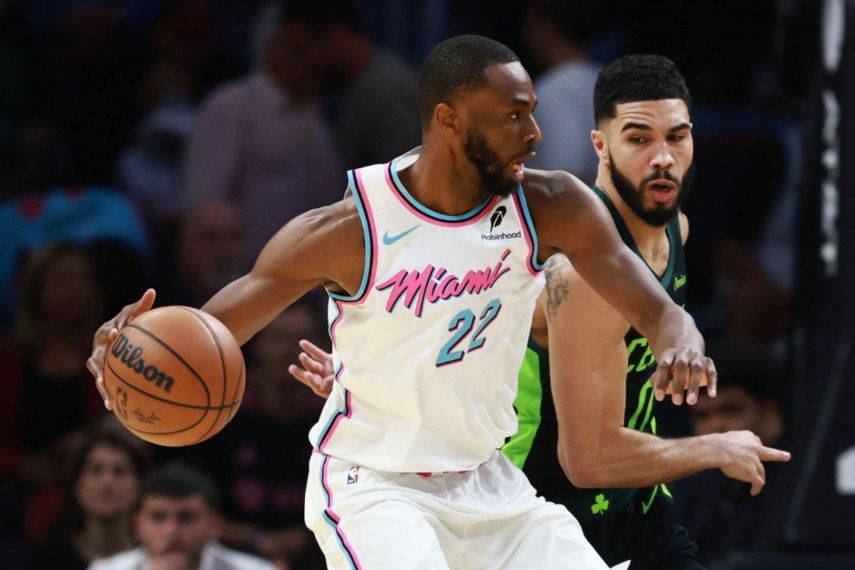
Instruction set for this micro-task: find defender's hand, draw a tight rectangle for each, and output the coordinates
[86,288,156,410]
[714,430,791,495]
[650,346,717,405]
[288,339,334,398]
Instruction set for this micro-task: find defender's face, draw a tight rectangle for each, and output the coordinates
[602,99,694,226]
[457,62,541,196]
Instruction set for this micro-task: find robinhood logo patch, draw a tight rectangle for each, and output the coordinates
[483,206,520,240]
[490,206,506,232]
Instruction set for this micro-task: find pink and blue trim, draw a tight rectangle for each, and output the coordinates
[512,185,546,276]
[328,169,378,304]
[315,368,352,451]
[319,454,362,569]
[386,153,498,227]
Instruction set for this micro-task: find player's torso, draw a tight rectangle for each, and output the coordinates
[506,186,686,521]
[310,152,545,472]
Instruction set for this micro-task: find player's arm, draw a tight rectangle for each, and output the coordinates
[88,197,364,408]
[202,198,363,344]
[545,256,790,493]
[529,171,713,404]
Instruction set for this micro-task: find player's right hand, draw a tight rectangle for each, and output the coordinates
[288,340,334,398]
[715,430,791,496]
[86,288,157,410]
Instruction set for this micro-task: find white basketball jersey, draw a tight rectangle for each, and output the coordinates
[308,152,546,472]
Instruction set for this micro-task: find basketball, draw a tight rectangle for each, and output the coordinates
[103,306,245,447]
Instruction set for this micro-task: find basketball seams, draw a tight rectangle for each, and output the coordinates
[225,358,245,423]
[124,323,212,407]
[105,360,240,411]
[177,307,229,444]
[107,307,244,447]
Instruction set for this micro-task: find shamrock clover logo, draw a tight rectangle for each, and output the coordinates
[591,493,610,515]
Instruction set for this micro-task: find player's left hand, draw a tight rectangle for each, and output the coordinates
[287,340,334,398]
[650,346,717,406]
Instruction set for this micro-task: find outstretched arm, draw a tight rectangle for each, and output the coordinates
[544,256,790,494]
[530,171,714,404]
[88,197,364,408]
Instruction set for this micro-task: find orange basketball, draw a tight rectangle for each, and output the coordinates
[103,306,245,447]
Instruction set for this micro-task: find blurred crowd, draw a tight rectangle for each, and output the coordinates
[0,0,819,568]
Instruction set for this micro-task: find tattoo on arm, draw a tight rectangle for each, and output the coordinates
[544,256,571,316]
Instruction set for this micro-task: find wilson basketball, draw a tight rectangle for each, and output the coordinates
[103,306,245,447]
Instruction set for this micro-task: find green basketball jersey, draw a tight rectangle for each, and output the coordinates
[502,186,687,524]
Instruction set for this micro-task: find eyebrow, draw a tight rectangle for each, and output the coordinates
[620,121,692,133]
[511,97,537,110]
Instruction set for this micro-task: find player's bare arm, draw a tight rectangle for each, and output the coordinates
[542,255,790,495]
[202,197,364,344]
[88,195,365,408]
[525,169,715,405]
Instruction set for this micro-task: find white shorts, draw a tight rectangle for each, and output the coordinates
[304,450,609,570]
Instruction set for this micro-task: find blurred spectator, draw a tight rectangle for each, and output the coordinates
[120,0,235,223]
[0,244,111,549]
[89,462,275,570]
[521,0,605,183]
[182,1,342,255]
[27,423,148,570]
[157,201,248,307]
[174,300,326,568]
[23,1,151,184]
[282,0,420,169]
[0,184,148,330]
[677,341,789,564]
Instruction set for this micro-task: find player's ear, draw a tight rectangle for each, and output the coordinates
[435,103,460,135]
[591,129,608,161]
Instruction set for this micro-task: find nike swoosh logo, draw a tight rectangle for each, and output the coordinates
[383,225,420,245]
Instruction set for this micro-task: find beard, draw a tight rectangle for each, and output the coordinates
[463,128,518,198]
[609,154,694,227]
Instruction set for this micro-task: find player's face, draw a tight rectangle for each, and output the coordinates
[603,99,694,227]
[136,495,217,559]
[75,444,139,520]
[459,62,541,197]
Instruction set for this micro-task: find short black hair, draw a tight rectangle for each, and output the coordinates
[593,54,690,125]
[140,462,220,510]
[418,35,520,129]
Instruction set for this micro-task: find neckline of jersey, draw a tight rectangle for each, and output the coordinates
[388,150,496,225]
[592,185,676,287]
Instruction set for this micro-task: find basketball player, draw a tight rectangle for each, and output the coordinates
[502,55,791,569]
[289,55,793,568]
[89,36,716,569]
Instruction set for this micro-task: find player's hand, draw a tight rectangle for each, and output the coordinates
[86,288,157,410]
[650,345,717,406]
[288,340,334,398]
[714,430,791,496]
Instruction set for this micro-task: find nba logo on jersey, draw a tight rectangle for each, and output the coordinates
[347,466,359,485]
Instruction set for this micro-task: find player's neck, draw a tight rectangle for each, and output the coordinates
[399,146,493,215]
[595,175,667,248]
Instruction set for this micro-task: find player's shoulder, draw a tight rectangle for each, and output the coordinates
[520,169,602,245]
[678,211,689,244]
[521,168,596,210]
